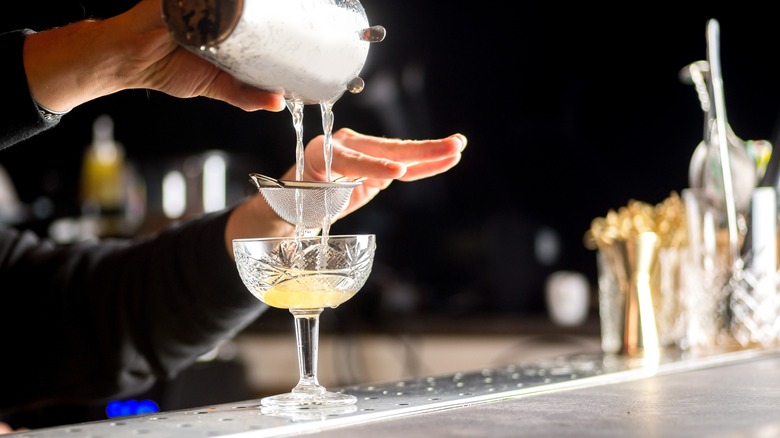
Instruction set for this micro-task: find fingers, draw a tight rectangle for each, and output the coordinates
[279,142,405,182]
[396,152,463,182]
[332,128,467,165]
[331,129,466,180]
[327,147,409,181]
[326,145,462,183]
[294,128,467,186]
[208,73,287,112]
[137,27,286,112]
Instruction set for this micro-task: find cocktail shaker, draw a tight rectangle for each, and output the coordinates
[162,0,386,104]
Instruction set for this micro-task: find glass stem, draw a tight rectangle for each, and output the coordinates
[290,308,326,395]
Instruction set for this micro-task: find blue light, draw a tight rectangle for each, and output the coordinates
[106,399,160,418]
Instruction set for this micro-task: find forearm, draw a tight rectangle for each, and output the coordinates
[23,18,128,112]
[0,211,267,413]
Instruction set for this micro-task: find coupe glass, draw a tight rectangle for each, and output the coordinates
[233,234,376,408]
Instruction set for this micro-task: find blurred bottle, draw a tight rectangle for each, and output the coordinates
[79,115,132,238]
[740,139,777,260]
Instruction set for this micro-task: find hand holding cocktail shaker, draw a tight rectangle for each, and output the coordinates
[162,0,385,104]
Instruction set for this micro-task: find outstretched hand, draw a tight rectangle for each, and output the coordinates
[224,128,467,255]
[280,128,467,218]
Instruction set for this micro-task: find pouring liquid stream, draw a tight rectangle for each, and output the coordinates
[320,99,337,239]
[289,96,340,240]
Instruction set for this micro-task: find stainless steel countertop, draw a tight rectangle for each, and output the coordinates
[12,346,780,437]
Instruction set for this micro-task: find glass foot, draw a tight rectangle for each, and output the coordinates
[260,404,357,421]
[261,390,357,408]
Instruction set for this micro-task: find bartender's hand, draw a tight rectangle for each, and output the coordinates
[224,128,467,255]
[22,0,286,113]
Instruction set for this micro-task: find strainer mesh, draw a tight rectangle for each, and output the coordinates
[259,187,354,228]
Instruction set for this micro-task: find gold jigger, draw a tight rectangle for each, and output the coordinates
[599,232,661,358]
[624,232,661,358]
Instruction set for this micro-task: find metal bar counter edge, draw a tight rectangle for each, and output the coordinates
[11,345,780,437]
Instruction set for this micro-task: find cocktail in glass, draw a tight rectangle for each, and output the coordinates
[233,234,376,408]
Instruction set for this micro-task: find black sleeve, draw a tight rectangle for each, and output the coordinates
[0,208,267,415]
[0,29,63,151]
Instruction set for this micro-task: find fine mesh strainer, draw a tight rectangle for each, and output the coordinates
[249,173,362,228]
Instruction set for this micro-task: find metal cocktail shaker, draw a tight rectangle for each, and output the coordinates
[162,0,386,104]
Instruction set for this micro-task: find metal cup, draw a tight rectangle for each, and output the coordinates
[162,0,385,104]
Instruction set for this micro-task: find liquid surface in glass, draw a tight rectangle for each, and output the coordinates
[256,273,357,309]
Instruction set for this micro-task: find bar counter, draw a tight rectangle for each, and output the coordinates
[11,345,780,437]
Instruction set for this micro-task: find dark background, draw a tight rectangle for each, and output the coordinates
[3,2,780,320]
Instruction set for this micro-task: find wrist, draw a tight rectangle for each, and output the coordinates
[23,19,124,113]
[33,98,71,122]
[225,195,296,258]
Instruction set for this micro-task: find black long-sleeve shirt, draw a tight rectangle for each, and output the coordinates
[0,28,267,423]
[0,29,58,151]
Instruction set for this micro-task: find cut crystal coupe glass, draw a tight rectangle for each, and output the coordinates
[233,234,376,408]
